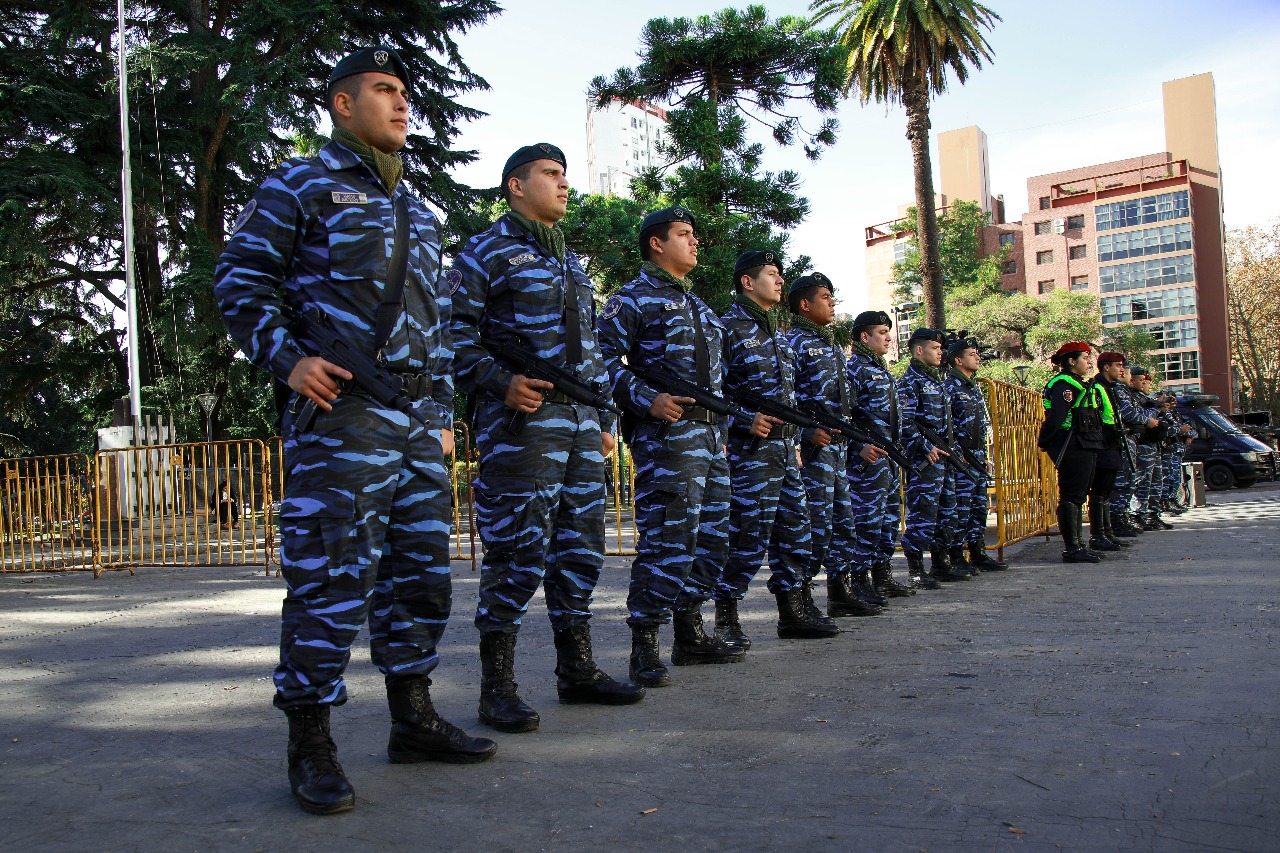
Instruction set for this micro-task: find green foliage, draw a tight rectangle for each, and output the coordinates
[1022,291,1103,357]
[891,200,1009,303]
[588,6,845,313]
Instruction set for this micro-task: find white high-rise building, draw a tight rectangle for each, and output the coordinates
[585,98,669,197]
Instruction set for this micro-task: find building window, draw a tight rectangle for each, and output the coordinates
[1161,350,1200,381]
[893,240,912,264]
[1070,275,1090,291]
[1136,319,1198,349]
[1001,260,1017,275]
[1039,196,1052,210]
[1099,254,1195,293]
[1066,214,1085,230]
[631,117,638,128]
[998,232,1016,247]
[1069,245,1087,260]
[1101,286,1197,324]
[1034,220,1052,236]
[1097,221,1192,262]
[1036,250,1054,265]
[1095,190,1190,232]
[1038,280,1055,294]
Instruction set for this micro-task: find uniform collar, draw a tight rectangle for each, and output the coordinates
[319,140,366,172]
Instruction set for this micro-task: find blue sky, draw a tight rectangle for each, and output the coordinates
[443,0,1280,308]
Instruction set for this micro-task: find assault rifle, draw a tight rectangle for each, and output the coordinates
[798,403,915,472]
[629,362,755,440]
[725,389,825,453]
[486,339,622,435]
[912,417,988,482]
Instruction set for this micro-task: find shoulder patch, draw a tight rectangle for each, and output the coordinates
[1062,389,1074,403]
[230,200,256,235]
[508,253,538,267]
[444,268,463,295]
[601,295,623,320]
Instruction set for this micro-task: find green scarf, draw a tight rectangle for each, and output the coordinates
[508,210,566,262]
[948,365,977,387]
[735,294,776,336]
[790,314,834,345]
[850,340,887,370]
[911,358,944,383]
[331,128,403,193]
[641,261,691,292]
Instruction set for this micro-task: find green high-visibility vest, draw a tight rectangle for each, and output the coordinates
[1043,373,1105,430]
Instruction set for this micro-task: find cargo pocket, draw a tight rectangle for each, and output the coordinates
[635,479,688,545]
[279,490,360,576]
[473,475,548,557]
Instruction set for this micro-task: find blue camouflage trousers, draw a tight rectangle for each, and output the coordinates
[472,398,606,636]
[274,393,453,710]
[626,419,730,627]
[847,456,901,567]
[1133,444,1161,515]
[901,460,956,554]
[1109,438,1138,516]
[951,450,989,546]
[800,441,855,580]
[1162,445,1185,501]
[716,435,811,599]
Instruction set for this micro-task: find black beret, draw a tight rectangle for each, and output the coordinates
[946,336,980,358]
[640,206,696,236]
[908,327,947,345]
[1129,366,1150,377]
[503,143,567,182]
[733,249,780,279]
[328,47,411,92]
[852,310,892,330]
[787,272,834,313]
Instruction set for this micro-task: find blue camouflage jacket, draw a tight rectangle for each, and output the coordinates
[846,350,899,455]
[1108,379,1157,431]
[786,323,851,446]
[897,362,954,460]
[449,213,615,432]
[944,368,991,452]
[595,267,726,415]
[720,302,797,435]
[213,141,453,428]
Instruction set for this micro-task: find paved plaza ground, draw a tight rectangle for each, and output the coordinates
[2,483,1278,852]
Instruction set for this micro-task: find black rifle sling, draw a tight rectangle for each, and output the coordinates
[688,295,711,387]
[374,193,412,358]
[562,258,583,365]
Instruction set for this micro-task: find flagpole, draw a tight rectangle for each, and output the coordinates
[117,0,144,443]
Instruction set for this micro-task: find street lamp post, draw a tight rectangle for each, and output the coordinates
[1012,365,1031,387]
[195,393,218,445]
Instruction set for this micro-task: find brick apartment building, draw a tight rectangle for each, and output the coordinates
[864,73,1230,402]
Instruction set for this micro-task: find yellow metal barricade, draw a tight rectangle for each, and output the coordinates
[981,378,1058,553]
[93,440,273,576]
[606,440,638,556]
[449,421,479,568]
[0,454,96,572]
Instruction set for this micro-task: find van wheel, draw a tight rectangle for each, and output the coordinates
[1204,465,1235,491]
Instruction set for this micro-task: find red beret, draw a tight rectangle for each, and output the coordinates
[1052,341,1092,359]
[1097,351,1126,365]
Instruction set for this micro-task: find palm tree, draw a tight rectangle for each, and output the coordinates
[811,0,999,330]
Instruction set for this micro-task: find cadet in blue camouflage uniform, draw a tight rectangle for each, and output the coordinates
[214,48,495,816]
[785,275,884,618]
[1159,393,1193,515]
[449,144,644,734]
[595,207,743,687]
[715,250,837,644]
[846,312,918,597]
[899,328,972,584]
[1105,361,1158,537]
[1128,367,1173,531]
[943,337,1008,572]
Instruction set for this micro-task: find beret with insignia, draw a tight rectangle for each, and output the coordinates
[1097,350,1126,365]
[640,206,696,235]
[328,46,411,92]
[908,327,947,345]
[945,335,981,359]
[852,310,892,331]
[733,249,780,280]
[503,143,567,182]
[787,271,834,313]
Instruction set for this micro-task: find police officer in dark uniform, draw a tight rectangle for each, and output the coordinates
[1038,342,1106,563]
[595,207,743,687]
[214,47,495,815]
[449,144,644,735]
[1106,361,1159,536]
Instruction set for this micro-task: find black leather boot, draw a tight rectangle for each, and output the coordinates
[1059,503,1099,563]
[1151,509,1174,530]
[872,559,915,596]
[1111,508,1141,538]
[478,632,540,733]
[776,587,840,638]
[931,545,971,581]
[905,548,940,590]
[827,571,883,617]
[713,597,750,651]
[1102,506,1130,547]
[671,606,744,666]
[968,542,1008,570]
[852,569,888,605]
[553,623,646,705]
[629,624,671,688]
[1140,510,1162,531]
[949,545,978,576]
[799,578,838,627]
[1088,502,1120,552]
[286,704,354,815]
[388,676,497,763]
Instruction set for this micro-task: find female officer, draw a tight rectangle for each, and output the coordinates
[1038,342,1107,563]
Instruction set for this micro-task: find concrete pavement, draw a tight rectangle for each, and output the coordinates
[2,484,1278,851]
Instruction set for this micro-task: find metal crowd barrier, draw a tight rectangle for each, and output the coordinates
[981,378,1058,555]
[0,453,96,572]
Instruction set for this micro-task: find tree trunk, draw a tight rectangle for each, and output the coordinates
[904,73,944,330]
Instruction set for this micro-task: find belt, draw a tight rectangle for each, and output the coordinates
[765,423,799,441]
[390,372,433,401]
[540,389,578,406]
[679,406,719,425]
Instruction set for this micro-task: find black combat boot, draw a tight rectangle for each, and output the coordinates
[672,605,745,666]
[799,578,839,627]
[905,548,940,590]
[968,542,1008,570]
[1088,502,1120,552]
[1101,506,1131,548]
[1111,508,1141,538]
[775,587,840,639]
[1059,503,1099,563]
[872,559,916,596]
[285,704,354,815]
[1139,510,1162,531]
[713,597,750,651]
[827,570,883,617]
[387,676,497,763]
[931,545,971,581]
[852,569,888,605]
[553,623,646,705]
[1151,508,1174,530]
[478,632,540,733]
[949,545,979,576]
[629,624,671,688]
